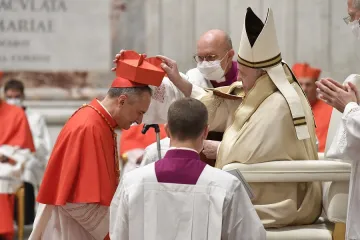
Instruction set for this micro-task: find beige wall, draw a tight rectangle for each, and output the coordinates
[141,0,359,81]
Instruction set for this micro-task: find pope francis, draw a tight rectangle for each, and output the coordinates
[139,7,322,228]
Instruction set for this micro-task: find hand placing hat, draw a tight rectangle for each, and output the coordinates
[112,50,180,82]
[112,49,147,71]
[111,50,192,96]
[111,50,165,87]
[316,78,359,112]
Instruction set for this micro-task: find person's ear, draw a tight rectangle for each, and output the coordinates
[118,95,127,106]
[228,49,235,60]
[164,123,171,138]
[203,125,209,140]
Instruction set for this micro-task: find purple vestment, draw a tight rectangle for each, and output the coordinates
[155,149,206,185]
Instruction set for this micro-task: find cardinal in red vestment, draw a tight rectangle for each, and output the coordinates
[120,123,167,172]
[0,100,35,240]
[292,63,333,152]
[29,50,166,240]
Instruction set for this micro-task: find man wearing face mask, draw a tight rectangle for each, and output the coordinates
[186,29,237,88]
[316,1,360,239]
[114,29,237,166]
[4,79,52,225]
[141,7,321,228]
[29,50,166,240]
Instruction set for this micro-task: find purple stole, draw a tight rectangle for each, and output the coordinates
[155,149,206,185]
[210,61,238,88]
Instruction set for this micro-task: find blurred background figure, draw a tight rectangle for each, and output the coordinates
[120,124,166,174]
[120,123,167,173]
[0,99,35,240]
[4,79,52,226]
[292,63,333,152]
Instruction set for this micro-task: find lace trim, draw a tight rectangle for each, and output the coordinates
[152,84,166,103]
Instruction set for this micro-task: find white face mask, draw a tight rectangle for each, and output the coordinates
[6,98,23,107]
[197,53,229,83]
[349,19,360,40]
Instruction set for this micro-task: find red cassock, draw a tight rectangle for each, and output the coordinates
[0,100,35,238]
[120,124,167,156]
[37,99,118,207]
[33,50,165,240]
[312,100,333,152]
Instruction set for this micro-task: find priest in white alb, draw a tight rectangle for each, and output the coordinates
[317,77,360,240]
[110,98,265,240]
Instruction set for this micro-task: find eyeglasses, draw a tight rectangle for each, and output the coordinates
[344,15,352,25]
[193,54,218,63]
[193,51,229,63]
[343,14,360,25]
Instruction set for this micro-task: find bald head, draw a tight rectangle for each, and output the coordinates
[197,29,232,54]
[196,29,234,73]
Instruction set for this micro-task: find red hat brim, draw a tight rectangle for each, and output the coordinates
[111,76,148,88]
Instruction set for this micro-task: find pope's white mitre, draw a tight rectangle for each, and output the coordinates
[238,8,282,69]
[238,7,311,140]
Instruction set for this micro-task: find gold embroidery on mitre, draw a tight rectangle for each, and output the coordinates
[237,53,282,69]
[293,117,307,126]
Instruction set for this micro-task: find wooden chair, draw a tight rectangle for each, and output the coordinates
[15,185,25,240]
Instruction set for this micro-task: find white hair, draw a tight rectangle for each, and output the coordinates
[353,0,360,10]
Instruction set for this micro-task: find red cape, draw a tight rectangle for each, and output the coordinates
[0,100,35,151]
[120,123,167,155]
[37,99,118,206]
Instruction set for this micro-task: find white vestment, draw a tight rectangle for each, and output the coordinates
[29,203,109,240]
[110,163,266,240]
[0,145,32,194]
[143,71,213,124]
[23,110,52,190]
[326,102,360,240]
[140,137,171,166]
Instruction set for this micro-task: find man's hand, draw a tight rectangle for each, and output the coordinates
[156,55,182,83]
[316,78,358,113]
[111,49,147,71]
[0,155,16,165]
[156,55,192,97]
[202,140,221,160]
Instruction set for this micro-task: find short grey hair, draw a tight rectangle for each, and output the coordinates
[107,86,152,101]
[225,34,233,50]
[353,0,360,9]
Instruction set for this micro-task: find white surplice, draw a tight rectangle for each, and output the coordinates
[143,72,212,124]
[29,203,109,240]
[110,163,266,240]
[23,110,52,190]
[140,137,170,166]
[326,102,360,240]
[0,145,32,194]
